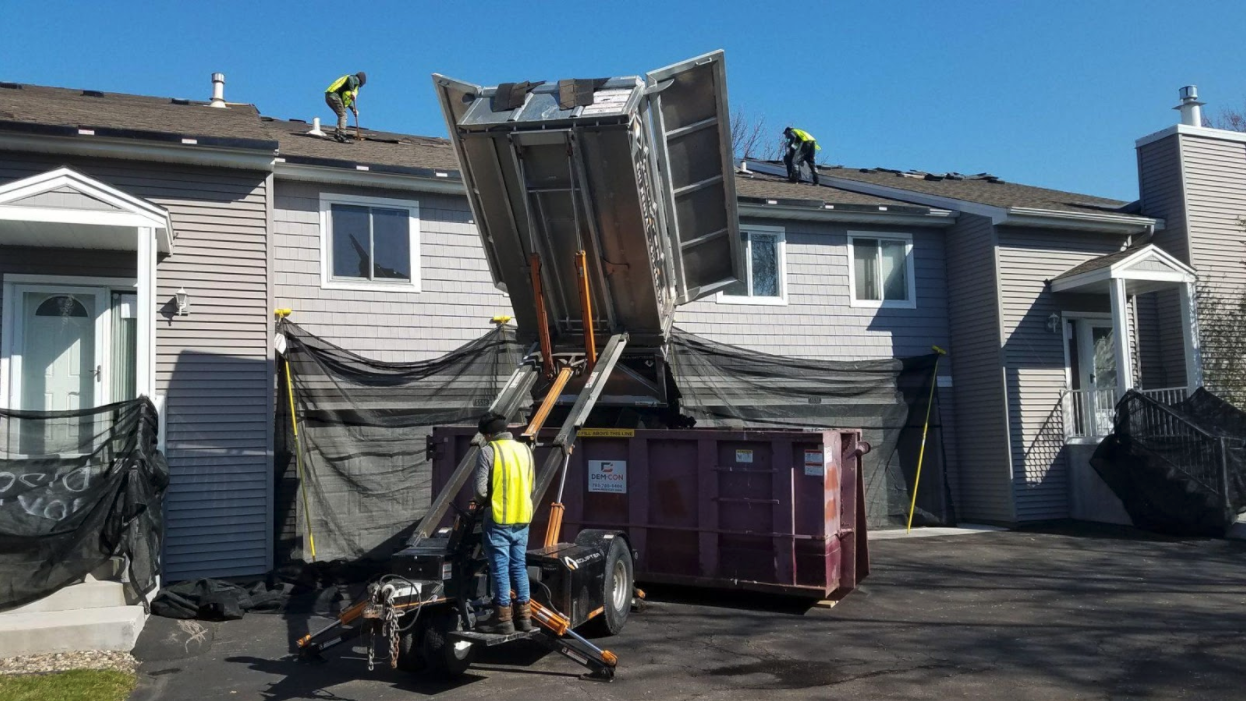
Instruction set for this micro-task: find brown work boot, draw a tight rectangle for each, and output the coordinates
[515,601,534,633]
[481,603,514,635]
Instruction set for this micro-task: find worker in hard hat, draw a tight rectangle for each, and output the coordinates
[472,412,536,635]
[324,72,367,143]
[783,127,821,185]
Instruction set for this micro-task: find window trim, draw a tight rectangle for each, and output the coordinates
[319,192,421,292]
[847,231,917,310]
[717,224,788,306]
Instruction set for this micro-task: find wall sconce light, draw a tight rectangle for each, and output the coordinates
[175,287,190,316]
[1047,312,1061,334]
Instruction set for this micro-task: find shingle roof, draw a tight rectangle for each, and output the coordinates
[734,169,923,208]
[1051,234,1155,282]
[0,82,276,148]
[815,165,1131,214]
[261,117,461,174]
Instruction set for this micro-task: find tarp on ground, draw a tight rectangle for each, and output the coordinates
[667,330,954,529]
[276,320,524,563]
[1092,388,1246,536]
[0,398,167,610]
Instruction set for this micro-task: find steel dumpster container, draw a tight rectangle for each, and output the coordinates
[427,427,870,599]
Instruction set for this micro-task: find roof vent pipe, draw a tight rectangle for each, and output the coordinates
[1174,85,1203,127]
[209,73,227,108]
[309,117,325,137]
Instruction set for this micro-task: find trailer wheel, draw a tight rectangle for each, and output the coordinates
[396,620,426,673]
[594,537,633,636]
[422,611,475,678]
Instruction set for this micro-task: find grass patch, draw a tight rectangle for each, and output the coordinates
[0,669,136,701]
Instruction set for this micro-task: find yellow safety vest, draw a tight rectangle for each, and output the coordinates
[325,75,358,107]
[790,128,822,150]
[489,439,535,525]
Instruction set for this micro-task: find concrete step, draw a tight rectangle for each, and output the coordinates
[1228,514,1246,541]
[0,605,146,658]
[6,580,129,614]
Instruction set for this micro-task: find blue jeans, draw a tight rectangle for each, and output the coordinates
[483,518,530,607]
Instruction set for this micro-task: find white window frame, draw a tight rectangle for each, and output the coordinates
[847,232,917,310]
[717,224,788,306]
[319,193,421,292]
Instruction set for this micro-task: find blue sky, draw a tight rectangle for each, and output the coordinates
[4,1,1245,200]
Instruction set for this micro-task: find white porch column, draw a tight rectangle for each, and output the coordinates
[136,227,156,399]
[1109,278,1134,398]
[1178,280,1203,389]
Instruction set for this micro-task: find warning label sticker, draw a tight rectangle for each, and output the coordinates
[588,460,627,493]
[804,450,825,477]
[581,89,632,116]
[736,449,754,464]
[578,428,636,438]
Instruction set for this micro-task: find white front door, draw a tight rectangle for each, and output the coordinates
[1075,318,1116,435]
[9,285,110,412]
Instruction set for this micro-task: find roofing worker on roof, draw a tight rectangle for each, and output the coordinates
[324,72,366,143]
[783,127,821,185]
[472,412,536,636]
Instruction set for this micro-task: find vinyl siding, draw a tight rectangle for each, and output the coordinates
[1137,135,1190,262]
[677,220,951,360]
[0,152,273,580]
[1136,135,1191,389]
[997,227,1127,521]
[1135,292,1166,388]
[272,180,510,360]
[1179,134,1246,398]
[943,213,1012,523]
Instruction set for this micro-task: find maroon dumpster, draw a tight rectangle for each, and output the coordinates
[428,427,870,599]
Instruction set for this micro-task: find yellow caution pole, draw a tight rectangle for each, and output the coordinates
[906,346,948,534]
[276,309,316,561]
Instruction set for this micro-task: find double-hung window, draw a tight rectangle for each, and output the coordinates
[848,233,915,308]
[320,194,420,291]
[719,225,786,305]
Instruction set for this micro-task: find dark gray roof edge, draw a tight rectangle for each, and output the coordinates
[278,154,461,180]
[0,120,278,151]
[736,195,932,215]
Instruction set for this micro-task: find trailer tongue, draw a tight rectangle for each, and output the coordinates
[297,50,742,681]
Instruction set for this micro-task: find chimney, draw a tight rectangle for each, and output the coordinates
[309,117,325,137]
[1174,85,1204,127]
[209,73,227,108]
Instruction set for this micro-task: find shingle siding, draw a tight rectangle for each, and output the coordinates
[997,227,1128,522]
[0,152,273,580]
[943,213,1012,524]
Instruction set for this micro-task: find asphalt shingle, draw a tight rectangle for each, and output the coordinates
[261,116,461,172]
[734,169,925,208]
[0,82,275,146]
[819,165,1130,213]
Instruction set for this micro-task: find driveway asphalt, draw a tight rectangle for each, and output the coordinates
[129,524,1246,701]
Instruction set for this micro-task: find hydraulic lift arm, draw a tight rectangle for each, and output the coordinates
[409,359,540,548]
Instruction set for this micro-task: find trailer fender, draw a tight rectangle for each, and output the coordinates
[573,529,633,561]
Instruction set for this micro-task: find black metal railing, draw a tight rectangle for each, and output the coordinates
[1115,390,1239,522]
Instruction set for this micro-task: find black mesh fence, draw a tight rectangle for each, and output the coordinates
[275,320,525,563]
[275,322,955,565]
[667,330,954,529]
[1091,388,1246,536]
[0,398,167,610]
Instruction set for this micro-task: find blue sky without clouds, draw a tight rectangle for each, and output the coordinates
[3,1,1245,201]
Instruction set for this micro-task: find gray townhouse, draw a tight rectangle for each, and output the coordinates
[0,77,1239,584]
